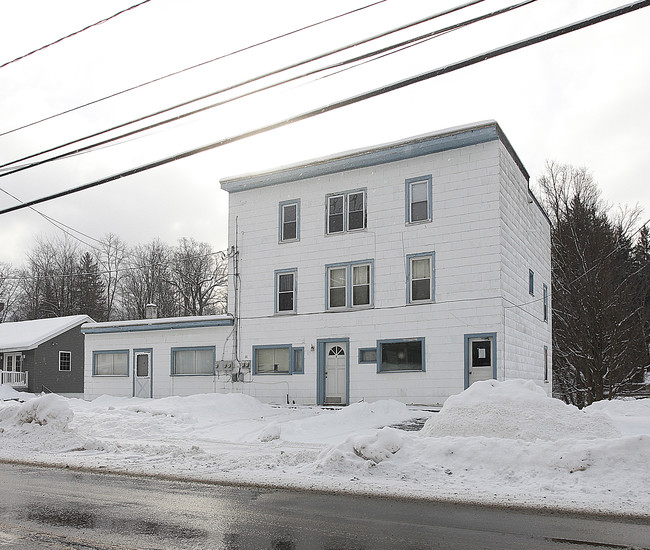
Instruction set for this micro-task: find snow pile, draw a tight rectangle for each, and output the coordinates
[0,393,73,429]
[0,384,32,402]
[0,382,649,516]
[420,379,620,440]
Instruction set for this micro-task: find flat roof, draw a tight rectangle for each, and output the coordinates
[82,314,234,334]
[220,120,529,193]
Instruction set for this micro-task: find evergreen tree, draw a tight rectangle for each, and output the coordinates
[75,252,107,321]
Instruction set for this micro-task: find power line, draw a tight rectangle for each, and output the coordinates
[0,0,388,138]
[1,0,648,217]
[0,0,152,70]
[0,0,518,180]
[0,0,486,175]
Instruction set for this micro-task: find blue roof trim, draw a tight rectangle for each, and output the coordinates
[220,122,525,193]
[82,318,233,334]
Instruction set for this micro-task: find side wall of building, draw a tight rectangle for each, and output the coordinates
[498,142,553,392]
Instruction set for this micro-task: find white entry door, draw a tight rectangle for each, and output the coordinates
[325,343,347,405]
[134,352,151,398]
[468,337,494,386]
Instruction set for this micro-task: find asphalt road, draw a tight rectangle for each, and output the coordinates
[0,462,648,549]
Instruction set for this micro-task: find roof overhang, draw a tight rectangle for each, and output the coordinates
[220,120,529,193]
[82,315,234,334]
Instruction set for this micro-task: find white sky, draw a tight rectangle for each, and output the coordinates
[1,379,649,515]
[1,0,649,266]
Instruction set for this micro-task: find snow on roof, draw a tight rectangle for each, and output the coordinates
[0,315,93,352]
[82,314,234,334]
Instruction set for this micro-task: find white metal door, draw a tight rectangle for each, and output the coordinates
[134,352,151,398]
[468,337,494,386]
[325,343,347,404]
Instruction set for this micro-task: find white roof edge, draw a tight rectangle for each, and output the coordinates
[220,120,499,185]
[82,314,234,330]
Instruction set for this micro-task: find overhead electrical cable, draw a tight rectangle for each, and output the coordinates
[0,0,152,70]
[0,0,647,217]
[0,0,511,177]
[0,0,389,137]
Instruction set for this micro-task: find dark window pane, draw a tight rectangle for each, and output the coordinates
[348,210,365,230]
[329,214,343,233]
[472,341,491,367]
[360,349,377,363]
[330,287,346,308]
[278,273,294,292]
[278,292,294,311]
[411,201,428,222]
[136,355,149,377]
[380,341,423,371]
[283,221,296,240]
[283,204,296,222]
[329,196,343,214]
[348,192,365,230]
[353,285,369,306]
[411,279,430,301]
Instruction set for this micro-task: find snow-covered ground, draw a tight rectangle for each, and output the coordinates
[1,380,649,517]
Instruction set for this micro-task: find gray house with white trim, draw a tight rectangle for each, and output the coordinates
[0,315,92,397]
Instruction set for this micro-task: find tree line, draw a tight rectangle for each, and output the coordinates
[537,162,650,406]
[0,235,227,323]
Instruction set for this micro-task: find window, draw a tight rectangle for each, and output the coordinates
[543,284,549,322]
[293,347,304,374]
[358,348,377,364]
[407,252,434,303]
[93,350,128,376]
[327,190,366,234]
[59,351,71,371]
[171,347,215,375]
[529,269,535,295]
[275,269,297,313]
[377,338,425,372]
[279,200,300,243]
[253,345,304,375]
[544,345,549,382]
[406,175,432,223]
[326,260,373,309]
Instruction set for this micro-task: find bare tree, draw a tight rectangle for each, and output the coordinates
[120,239,177,319]
[537,161,647,406]
[169,238,227,315]
[0,261,21,322]
[94,233,127,320]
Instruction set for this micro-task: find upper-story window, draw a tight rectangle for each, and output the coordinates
[327,190,366,234]
[529,269,535,295]
[405,175,432,224]
[543,283,549,322]
[279,200,300,243]
[407,252,435,303]
[326,260,373,309]
[275,268,297,314]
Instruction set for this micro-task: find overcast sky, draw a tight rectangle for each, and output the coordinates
[1,0,649,267]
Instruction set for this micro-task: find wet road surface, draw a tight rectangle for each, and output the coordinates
[0,462,648,549]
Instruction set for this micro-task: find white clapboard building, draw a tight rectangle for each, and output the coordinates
[84,121,551,406]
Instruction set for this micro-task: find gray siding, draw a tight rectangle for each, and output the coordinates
[31,325,85,394]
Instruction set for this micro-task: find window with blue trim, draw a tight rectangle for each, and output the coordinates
[358,348,377,364]
[93,350,128,376]
[406,175,432,223]
[377,338,425,372]
[279,200,300,243]
[543,283,549,321]
[327,189,366,234]
[326,260,373,309]
[407,252,434,303]
[529,269,535,295]
[171,347,215,375]
[253,345,303,374]
[275,269,297,313]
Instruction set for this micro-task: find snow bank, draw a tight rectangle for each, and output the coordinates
[0,393,73,429]
[0,384,32,402]
[420,379,620,441]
